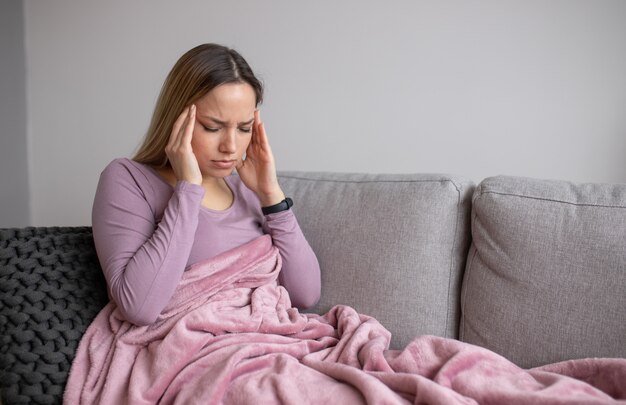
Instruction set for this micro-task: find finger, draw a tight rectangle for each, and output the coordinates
[168,106,190,148]
[180,104,196,147]
[256,120,269,147]
[236,155,250,172]
[253,110,264,144]
[248,111,257,146]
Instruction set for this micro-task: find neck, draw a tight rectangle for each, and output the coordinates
[202,176,227,190]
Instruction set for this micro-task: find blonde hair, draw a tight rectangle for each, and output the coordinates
[133,44,263,167]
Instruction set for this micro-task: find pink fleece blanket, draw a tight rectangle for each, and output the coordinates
[64,235,626,404]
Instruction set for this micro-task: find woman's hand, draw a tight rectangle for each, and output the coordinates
[237,110,285,207]
[164,105,203,185]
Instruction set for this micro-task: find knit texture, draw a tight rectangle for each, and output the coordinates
[0,227,108,405]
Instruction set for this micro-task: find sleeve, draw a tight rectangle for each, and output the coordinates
[91,161,205,325]
[262,209,321,309]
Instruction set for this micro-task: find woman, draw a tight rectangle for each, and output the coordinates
[92,43,321,326]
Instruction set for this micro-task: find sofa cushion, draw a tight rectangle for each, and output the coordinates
[278,172,474,349]
[0,227,108,405]
[460,176,626,368]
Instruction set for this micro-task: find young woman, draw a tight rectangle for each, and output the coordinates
[91,43,321,325]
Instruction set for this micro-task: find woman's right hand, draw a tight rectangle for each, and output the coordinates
[164,104,203,185]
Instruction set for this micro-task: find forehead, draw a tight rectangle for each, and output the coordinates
[195,83,256,117]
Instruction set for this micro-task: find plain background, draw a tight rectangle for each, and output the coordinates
[1,0,626,227]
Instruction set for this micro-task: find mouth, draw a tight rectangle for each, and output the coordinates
[211,160,236,169]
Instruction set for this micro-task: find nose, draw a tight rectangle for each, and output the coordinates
[218,128,237,154]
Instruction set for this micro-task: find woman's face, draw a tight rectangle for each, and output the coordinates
[191,82,256,179]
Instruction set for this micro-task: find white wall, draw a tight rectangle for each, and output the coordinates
[22,0,626,226]
[0,0,29,227]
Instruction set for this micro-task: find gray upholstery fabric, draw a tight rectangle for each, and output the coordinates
[460,175,626,368]
[278,172,474,349]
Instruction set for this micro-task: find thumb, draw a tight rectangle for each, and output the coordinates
[235,157,249,177]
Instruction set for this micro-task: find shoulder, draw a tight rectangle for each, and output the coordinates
[100,158,159,187]
[97,158,168,205]
[95,158,171,217]
[102,157,149,177]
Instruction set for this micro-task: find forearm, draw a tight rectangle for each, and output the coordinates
[94,180,204,325]
[263,210,321,308]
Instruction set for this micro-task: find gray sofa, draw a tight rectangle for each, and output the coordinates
[1,172,625,404]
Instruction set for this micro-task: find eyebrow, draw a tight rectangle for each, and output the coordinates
[203,116,255,126]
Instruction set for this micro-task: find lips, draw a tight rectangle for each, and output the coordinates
[211,160,236,169]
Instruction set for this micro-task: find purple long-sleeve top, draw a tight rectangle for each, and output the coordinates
[91,158,321,325]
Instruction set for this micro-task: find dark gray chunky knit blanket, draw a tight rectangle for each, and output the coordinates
[0,227,108,405]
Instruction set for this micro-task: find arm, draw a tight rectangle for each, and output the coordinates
[93,106,205,325]
[237,110,321,308]
[263,209,321,309]
[92,162,204,325]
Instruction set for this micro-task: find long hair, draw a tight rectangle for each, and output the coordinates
[133,44,264,167]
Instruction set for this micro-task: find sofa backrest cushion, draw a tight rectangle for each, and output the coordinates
[460,175,626,368]
[278,172,474,349]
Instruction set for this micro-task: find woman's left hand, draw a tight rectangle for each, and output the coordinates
[237,110,286,207]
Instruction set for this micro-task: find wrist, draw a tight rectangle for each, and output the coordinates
[262,197,293,215]
[258,190,285,207]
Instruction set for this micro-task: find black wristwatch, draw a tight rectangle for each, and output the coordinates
[262,197,293,215]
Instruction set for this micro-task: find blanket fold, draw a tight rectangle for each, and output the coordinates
[64,235,626,404]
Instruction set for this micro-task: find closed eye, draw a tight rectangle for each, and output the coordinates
[202,125,219,133]
[239,127,252,133]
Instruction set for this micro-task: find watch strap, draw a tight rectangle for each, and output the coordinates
[262,197,293,215]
